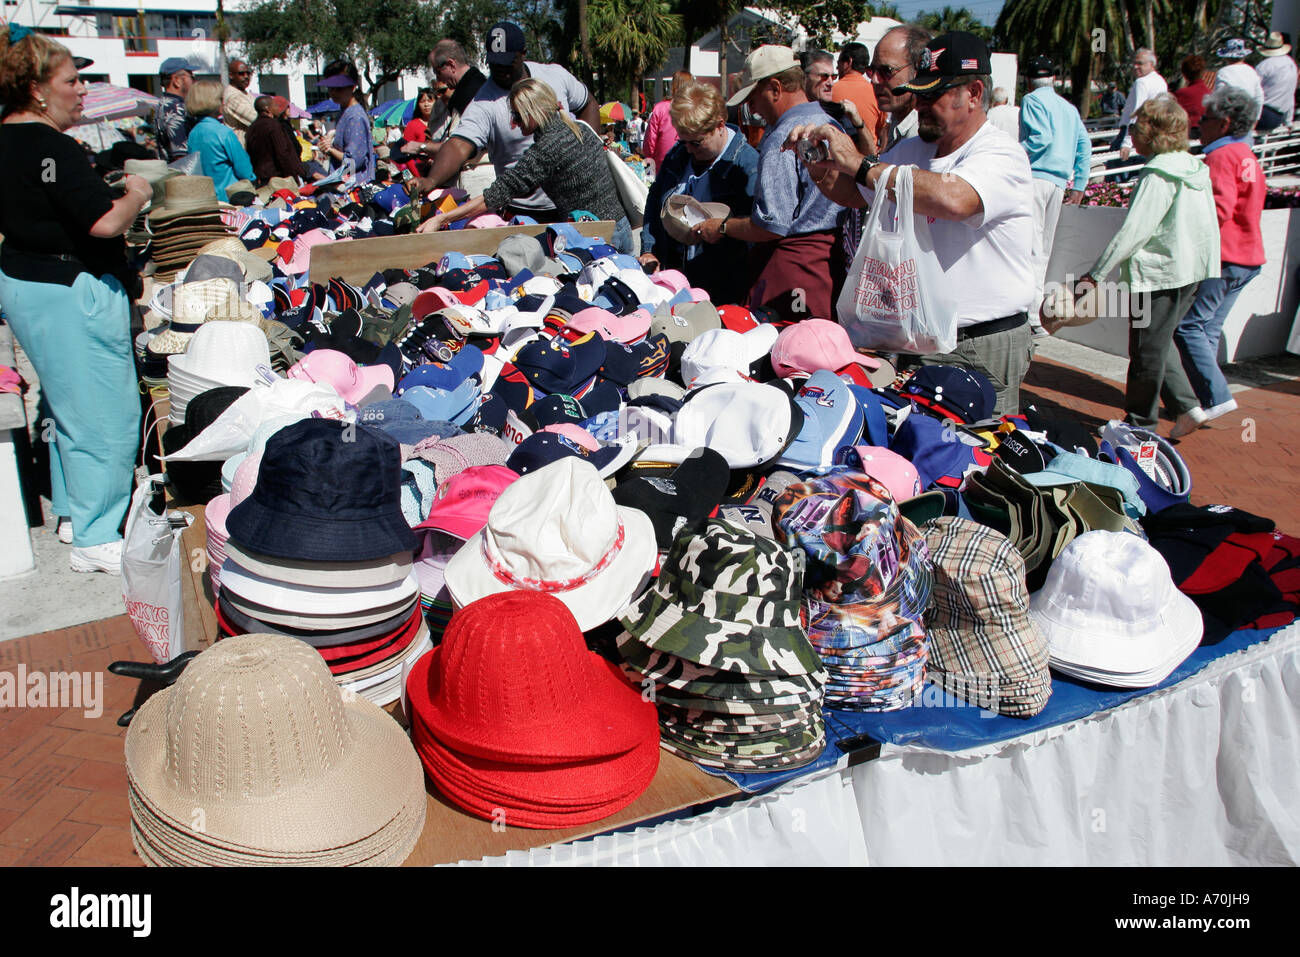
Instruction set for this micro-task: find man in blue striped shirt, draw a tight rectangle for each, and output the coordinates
[1018,55,1092,332]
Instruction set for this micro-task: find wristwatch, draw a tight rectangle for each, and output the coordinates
[854,157,876,187]
[719,216,729,238]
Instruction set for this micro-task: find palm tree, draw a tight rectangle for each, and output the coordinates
[916,6,993,42]
[589,0,683,106]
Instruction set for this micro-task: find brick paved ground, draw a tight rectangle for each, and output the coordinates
[1,355,1297,867]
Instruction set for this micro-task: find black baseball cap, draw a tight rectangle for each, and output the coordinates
[73,56,94,71]
[485,22,526,66]
[893,31,992,96]
[1024,55,1055,78]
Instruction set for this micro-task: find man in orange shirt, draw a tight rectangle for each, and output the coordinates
[833,42,881,147]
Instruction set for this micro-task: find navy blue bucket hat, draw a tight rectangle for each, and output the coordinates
[226,418,419,562]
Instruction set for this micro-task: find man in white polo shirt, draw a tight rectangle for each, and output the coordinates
[786,31,1035,416]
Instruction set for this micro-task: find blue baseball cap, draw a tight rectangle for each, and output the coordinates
[484,21,527,66]
[777,370,865,471]
[902,365,996,424]
[505,430,634,478]
[159,57,194,77]
[402,379,480,427]
[889,410,993,490]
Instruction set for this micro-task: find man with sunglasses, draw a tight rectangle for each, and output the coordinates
[787,31,1036,416]
[870,25,932,151]
[222,58,257,146]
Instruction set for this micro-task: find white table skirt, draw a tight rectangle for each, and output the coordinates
[462,621,1300,866]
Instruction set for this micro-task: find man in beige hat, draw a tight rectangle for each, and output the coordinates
[1256,32,1297,130]
[694,45,840,323]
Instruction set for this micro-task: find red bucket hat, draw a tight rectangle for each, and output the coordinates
[406,592,659,764]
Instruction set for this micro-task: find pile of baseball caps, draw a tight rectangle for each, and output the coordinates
[135,190,1300,848]
[125,633,426,866]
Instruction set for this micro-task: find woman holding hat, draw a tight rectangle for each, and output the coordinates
[417,78,632,252]
[317,59,375,184]
[0,26,148,572]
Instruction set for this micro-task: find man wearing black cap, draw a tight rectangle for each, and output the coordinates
[1019,55,1091,329]
[787,31,1036,417]
[154,56,195,161]
[406,22,600,221]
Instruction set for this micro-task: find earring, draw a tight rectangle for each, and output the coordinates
[36,96,48,110]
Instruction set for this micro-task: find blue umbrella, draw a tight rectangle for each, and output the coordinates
[308,99,341,115]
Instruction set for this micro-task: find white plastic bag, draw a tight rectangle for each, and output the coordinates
[836,164,957,355]
[606,150,649,228]
[121,475,193,664]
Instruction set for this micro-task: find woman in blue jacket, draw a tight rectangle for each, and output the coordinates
[639,81,758,305]
[185,78,255,200]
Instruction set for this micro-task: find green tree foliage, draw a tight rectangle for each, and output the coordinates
[589,0,683,103]
[238,0,443,91]
[916,6,993,42]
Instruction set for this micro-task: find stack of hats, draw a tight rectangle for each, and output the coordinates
[773,468,933,711]
[161,386,248,504]
[126,633,426,866]
[203,451,261,595]
[147,176,234,281]
[924,516,1053,716]
[220,419,427,705]
[166,319,270,426]
[1031,530,1202,688]
[616,519,828,772]
[407,592,661,829]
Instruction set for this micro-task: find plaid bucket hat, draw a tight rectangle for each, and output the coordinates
[618,518,822,678]
[922,516,1053,717]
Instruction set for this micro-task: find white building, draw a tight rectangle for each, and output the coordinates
[3,0,421,107]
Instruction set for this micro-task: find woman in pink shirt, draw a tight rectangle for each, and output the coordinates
[643,70,691,173]
[1174,84,1265,424]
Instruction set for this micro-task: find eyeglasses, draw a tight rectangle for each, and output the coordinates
[679,123,723,148]
[808,70,834,82]
[913,78,973,102]
[870,63,913,84]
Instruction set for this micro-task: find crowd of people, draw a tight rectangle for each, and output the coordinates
[0,17,1285,577]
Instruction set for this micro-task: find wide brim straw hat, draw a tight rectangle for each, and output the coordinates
[147,174,232,223]
[124,633,426,864]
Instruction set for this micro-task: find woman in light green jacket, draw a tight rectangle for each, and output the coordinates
[1050,93,1220,438]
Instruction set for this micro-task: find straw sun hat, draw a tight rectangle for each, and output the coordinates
[125,633,427,865]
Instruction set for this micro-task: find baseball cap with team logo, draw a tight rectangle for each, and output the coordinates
[776,370,865,471]
[893,31,992,96]
[612,447,731,551]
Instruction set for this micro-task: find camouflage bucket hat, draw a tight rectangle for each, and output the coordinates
[618,519,822,677]
[774,467,907,604]
[617,632,826,700]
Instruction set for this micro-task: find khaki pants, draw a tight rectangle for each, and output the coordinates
[908,321,1035,418]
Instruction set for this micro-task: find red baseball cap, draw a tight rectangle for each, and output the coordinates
[414,465,518,540]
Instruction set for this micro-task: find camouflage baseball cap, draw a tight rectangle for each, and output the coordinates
[618,518,821,677]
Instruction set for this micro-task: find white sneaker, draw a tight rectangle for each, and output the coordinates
[69,540,124,574]
[56,518,73,545]
[1169,407,1208,439]
[1202,398,1238,422]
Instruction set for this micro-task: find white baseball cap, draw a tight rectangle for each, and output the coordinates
[727,45,800,108]
[671,381,803,469]
[679,324,779,389]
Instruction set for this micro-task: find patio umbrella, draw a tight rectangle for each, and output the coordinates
[286,102,311,119]
[309,99,341,115]
[371,97,416,127]
[600,101,631,124]
[80,82,159,122]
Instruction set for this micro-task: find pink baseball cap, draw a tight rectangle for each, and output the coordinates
[229,451,263,507]
[415,465,520,540]
[565,306,652,344]
[650,269,690,294]
[287,349,395,405]
[279,228,334,275]
[541,423,600,451]
[771,318,881,378]
[837,446,921,503]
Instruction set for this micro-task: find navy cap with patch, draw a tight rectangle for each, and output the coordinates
[523,393,587,429]
[514,332,606,395]
[506,431,627,477]
[485,21,527,66]
[903,364,996,424]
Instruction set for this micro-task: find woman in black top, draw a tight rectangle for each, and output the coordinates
[0,28,151,573]
[417,78,631,252]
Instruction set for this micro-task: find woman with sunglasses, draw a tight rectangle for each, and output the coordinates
[418,78,633,252]
[638,81,758,304]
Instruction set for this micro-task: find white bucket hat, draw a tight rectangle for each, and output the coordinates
[168,321,272,386]
[680,324,779,388]
[443,457,657,630]
[1030,530,1202,688]
[671,380,802,469]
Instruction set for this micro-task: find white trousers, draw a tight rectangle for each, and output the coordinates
[1031,178,1064,322]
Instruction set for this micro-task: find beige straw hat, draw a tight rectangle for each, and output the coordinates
[148,175,232,223]
[124,633,427,865]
